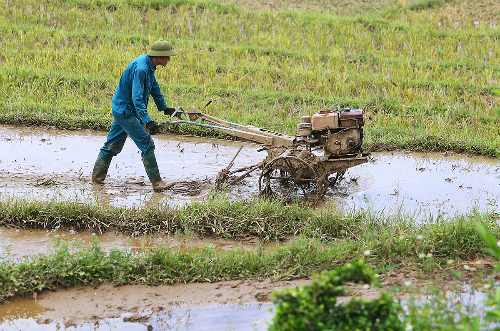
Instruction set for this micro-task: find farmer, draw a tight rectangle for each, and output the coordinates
[91,39,177,192]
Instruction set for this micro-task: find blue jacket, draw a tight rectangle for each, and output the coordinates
[111,55,168,125]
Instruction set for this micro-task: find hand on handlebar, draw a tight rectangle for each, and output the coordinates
[164,107,183,120]
[163,107,176,116]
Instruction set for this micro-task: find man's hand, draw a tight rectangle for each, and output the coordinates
[163,107,176,116]
[146,121,160,135]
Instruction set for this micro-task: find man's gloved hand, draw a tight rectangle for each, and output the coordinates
[163,107,176,116]
[146,121,160,135]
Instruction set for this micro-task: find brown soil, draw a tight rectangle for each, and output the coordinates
[35,278,313,325]
[32,262,489,326]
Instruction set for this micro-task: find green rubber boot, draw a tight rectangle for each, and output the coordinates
[92,152,113,184]
[142,153,174,192]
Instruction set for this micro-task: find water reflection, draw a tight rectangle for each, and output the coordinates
[0,301,273,331]
[0,226,265,260]
[336,152,500,220]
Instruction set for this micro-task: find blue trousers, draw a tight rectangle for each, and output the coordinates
[100,111,155,157]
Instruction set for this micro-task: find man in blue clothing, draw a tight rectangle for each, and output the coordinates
[92,39,177,192]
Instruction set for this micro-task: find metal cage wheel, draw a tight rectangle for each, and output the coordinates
[258,156,325,204]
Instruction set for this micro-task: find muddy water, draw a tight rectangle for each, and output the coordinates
[0,227,261,261]
[339,151,500,219]
[1,124,499,218]
[0,124,265,207]
[0,299,274,331]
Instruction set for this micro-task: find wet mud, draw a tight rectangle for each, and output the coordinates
[1,263,485,330]
[1,124,499,218]
[2,279,314,330]
[0,269,421,330]
[1,124,500,329]
[0,124,265,208]
[32,270,414,325]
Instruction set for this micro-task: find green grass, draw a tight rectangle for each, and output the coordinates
[0,235,335,301]
[1,195,498,253]
[0,195,497,302]
[0,0,499,155]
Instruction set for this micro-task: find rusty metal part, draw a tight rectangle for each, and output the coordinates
[321,128,362,157]
[216,162,264,190]
[321,155,369,175]
[185,108,296,148]
[227,162,263,185]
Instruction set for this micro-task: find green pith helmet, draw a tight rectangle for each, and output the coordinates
[146,40,177,57]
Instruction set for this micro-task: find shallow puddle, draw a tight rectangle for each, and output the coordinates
[0,124,265,207]
[0,227,262,261]
[0,276,303,330]
[340,151,500,219]
[0,281,491,331]
[0,298,273,330]
[1,124,499,219]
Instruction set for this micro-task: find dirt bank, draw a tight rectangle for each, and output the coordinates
[32,262,481,326]
[34,278,312,325]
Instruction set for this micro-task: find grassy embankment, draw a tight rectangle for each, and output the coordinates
[0,194,498,302]
[0,0,499,155]
[0,0,499,310]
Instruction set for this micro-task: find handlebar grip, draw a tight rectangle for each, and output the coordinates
[202,100,212,110]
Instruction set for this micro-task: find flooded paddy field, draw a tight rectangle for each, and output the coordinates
[1,124,500,330]
[1,124,499,217]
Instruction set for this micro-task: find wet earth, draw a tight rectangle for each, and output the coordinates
[1,124,499,217]
[1,124,499,330]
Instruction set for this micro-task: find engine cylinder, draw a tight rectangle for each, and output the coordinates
[297,122,312,137]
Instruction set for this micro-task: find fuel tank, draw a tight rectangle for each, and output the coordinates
[312,110,339,130]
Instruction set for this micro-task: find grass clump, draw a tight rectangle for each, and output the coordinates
[0,236,356,302]
[1,195,498,262]
[1,196,499,302]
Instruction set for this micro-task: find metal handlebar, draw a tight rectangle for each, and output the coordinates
[170,106,185,121]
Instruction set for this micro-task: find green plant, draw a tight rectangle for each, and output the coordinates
[475,223,500,328]
[269,260,403,331]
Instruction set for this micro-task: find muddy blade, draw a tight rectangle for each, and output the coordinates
[215,168,229,190]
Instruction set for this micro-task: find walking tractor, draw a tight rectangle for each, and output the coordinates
[161,101,371,204]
